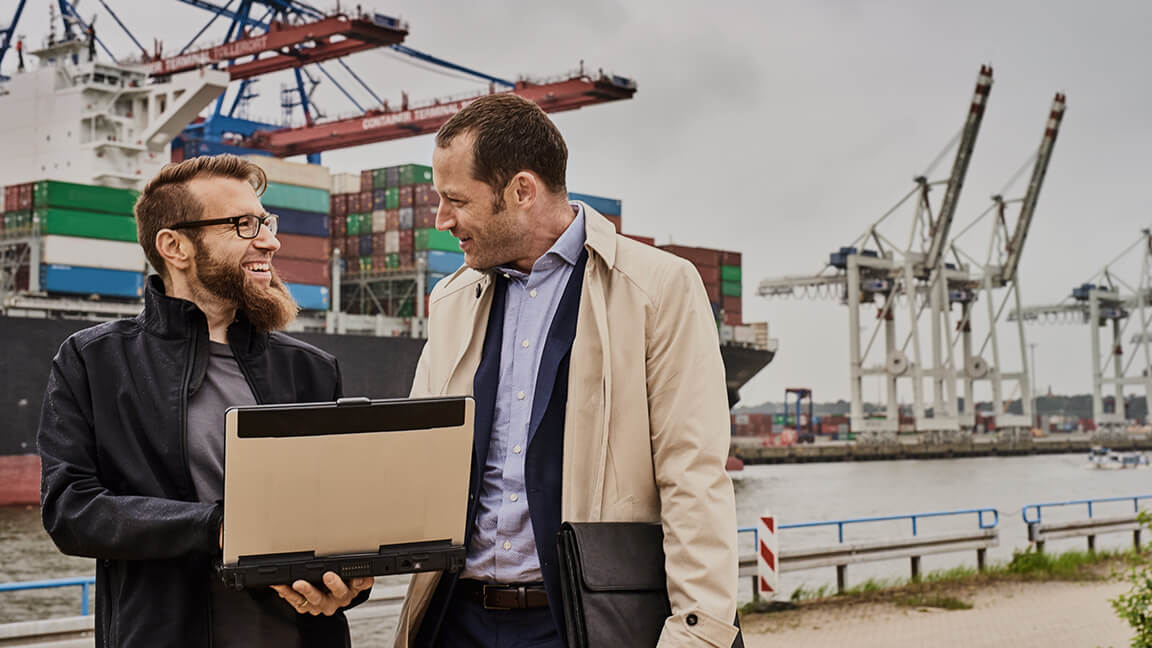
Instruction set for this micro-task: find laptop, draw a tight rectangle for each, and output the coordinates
[217,396,473,590]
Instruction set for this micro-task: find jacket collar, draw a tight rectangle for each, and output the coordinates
[573,201,618,270]
[138,274,266,353]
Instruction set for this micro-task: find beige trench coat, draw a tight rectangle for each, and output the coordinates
[394,205,739,647]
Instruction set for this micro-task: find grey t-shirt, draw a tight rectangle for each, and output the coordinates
[187,341,304,648]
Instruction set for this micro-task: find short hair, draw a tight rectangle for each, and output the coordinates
[134,154,267,278]
[436,93,568,199]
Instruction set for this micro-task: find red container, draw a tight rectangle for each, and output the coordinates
[722,295,742,315]
[660,245,721,268]
[18,184,32,210]
[275,257,330,285]
[372,232,388,250]
[360,169,374,193]
[398,249,414,266]
[623,234,655,246]
[385,210,401,231]
[704,282,721,302]
[330,194,349,217]
[398,186,415,208]
[414,185,439,207]
[604,215,622,233]
[329,214,345,237]
[277,233,330,260]
[3,186,16,212]
[342,236,358,258]
[695,265,721,285]
[398,230,415,254]
[372,254,388,270]
[720,251,742,267]
[358,191,373,213]
[723,311,742,326]
[414,206,437,229]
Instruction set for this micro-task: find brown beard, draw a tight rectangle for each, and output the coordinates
[194,245,299,332]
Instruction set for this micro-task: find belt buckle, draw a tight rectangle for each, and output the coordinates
[481,584,513,611]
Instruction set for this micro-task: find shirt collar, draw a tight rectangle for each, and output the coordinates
[497,203,587,277]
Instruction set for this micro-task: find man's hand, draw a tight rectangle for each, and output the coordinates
[271,572,373,616]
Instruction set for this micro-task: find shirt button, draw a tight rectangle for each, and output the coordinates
[503,273,510,279]
[529,289,538,298]
[521,339,530,348]
[509,494,518,502]
[517,391,525,400]
[503,541,512,551]
[513,445,522,454]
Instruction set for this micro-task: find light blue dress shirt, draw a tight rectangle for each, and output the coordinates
[460,204,587,584]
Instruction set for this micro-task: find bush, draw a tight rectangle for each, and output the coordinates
[1111,511,1152,647]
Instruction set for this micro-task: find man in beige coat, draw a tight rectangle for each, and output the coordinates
[395,93,739,647]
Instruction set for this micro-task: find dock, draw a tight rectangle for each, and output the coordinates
[731,435,1152,464]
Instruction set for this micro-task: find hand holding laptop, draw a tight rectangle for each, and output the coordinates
[271,573,374,616]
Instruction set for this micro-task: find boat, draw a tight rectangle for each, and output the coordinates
[1087,446,1149,470]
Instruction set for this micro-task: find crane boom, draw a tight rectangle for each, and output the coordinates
[924,65,993,270]
[1000,92,1067,283]
[247,74,637,157]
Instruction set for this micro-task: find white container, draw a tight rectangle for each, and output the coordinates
[372,209,390,232]
[384,231,400,254]
[734,325,757,345]
[41,235,147,272]
[331,172,361,194]
[243,155,331,191]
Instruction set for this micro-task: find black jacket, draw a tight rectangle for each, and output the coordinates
[38,276,361,647]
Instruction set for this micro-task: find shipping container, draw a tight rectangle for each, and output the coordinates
[360,212,373,233]
[360,170,375,193]
[357,191,372,214]
[331,172,361,195]
[414,206,437,229]
[371,210,389,233]
[414,184,439,207]
[243,155,330,191]
[398,186,415,209]
[372,168,388,190]
[722,295,742,316]
[41,235,147,271]
[330,194,349,218]
[723,311,742,326]
[384,231,399,254]
[660,245,721,268]
[622,233,655,246]
[359,234,372,257]
[371,232,387,251]
[341,236,358,259]
[276,233,331,260]
[720,251,742,267]
[398,207,414,230]
[423,250,466,274]
[384,166,400,188]
[398,230,414,254]
[426,272,449,293]
[395,164,433,186]
[34,181,139,216]
[373,188,387,211]
[398,249,414,266]
[275,257,330,285]
[36,208,137,242]
[274,207,329,237]
[695,265,721,285]
[604,214,622,233]
[286,283,329,310]
[385,210,400,231]
[262,183,330,214]
[329,214,345,237]
[415,228,460,252]
[721,265,742,282]
[384,187,400,210]
[385,253,400,269]
[3,210,34,233]
[568,192,621,216]
[41,264,144,298]
[722,280,742,297]
[704,283,721,303]
[346,213,360,236]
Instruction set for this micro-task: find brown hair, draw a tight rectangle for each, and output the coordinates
[436,93,568,203]
[134,154,267,277]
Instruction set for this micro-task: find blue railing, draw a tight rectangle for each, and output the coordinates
[0,576,95,615]
[1021,494,1152,525]
[738,507,1000,547]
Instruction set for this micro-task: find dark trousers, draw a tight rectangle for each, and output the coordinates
[432,591,563,648]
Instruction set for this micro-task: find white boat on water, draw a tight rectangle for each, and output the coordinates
[1087,447,1150,470]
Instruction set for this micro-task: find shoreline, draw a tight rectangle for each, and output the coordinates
[732,435,1152,464]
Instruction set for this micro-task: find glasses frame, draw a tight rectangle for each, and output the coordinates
[169,213,278,239]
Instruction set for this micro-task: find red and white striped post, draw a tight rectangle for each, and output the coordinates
[757,510,779,598]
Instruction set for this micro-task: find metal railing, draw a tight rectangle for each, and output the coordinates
[0,577,95,615]
[1023,494,1152,552]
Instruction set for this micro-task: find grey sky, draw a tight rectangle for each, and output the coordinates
[8,0,1152,406]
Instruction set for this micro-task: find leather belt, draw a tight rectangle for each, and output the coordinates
[455,579,549,610]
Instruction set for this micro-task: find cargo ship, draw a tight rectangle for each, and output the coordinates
[0,32,775,506]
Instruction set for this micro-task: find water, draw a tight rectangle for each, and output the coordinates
[3,454,1148,644]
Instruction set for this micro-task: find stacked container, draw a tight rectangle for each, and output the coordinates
[569,191,622,233]
[245,156,331,311]
[658,244,747,330]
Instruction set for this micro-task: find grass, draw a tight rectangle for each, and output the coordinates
[740,547,1141,616]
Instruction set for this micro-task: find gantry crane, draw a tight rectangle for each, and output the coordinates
[1013,230,1152,440]
[948,93,1066,439]
[758,65,995,443]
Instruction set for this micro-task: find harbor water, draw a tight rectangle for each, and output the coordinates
[2,453,1148,644]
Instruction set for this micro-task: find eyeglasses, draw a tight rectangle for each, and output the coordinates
[170,213,279,239]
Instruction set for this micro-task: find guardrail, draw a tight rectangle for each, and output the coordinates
[0,577,95,615]
[738,507,1000,597]
[1022,495,1152,552]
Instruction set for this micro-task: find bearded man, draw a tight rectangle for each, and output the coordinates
[37,155,371,648]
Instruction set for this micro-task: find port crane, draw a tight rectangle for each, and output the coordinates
[758,66,995,443]
[1012,230,1152,440]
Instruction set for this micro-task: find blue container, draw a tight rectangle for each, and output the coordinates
[261,182,330,213]
[41,264,144,298]
[286,283,329,310]
[425,250,465,274]
[373,188,387,211]
[274,207,330,237]
[568,192,622,216]
[426,272,449,294]
[359,234,373,256]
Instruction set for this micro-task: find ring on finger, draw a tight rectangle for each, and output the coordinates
[298,599,309,609]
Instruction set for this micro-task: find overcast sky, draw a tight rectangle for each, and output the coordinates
[8,0,1152,406]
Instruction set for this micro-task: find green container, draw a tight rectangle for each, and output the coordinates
[37,207,138,241]
[33,181,139,216]
[415,228,460,252]
[372,168,388,190]
[346,213,360,236]
[385,253,400,269]
[360,212,373,231]
[360,256,372,272]
[384,188,400,210]
[261,182,330,213]
[396,164,433,185]
[721,280,742,297]
[396,297,415,317]
[3,210,33,232]
[721,265,742,282]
